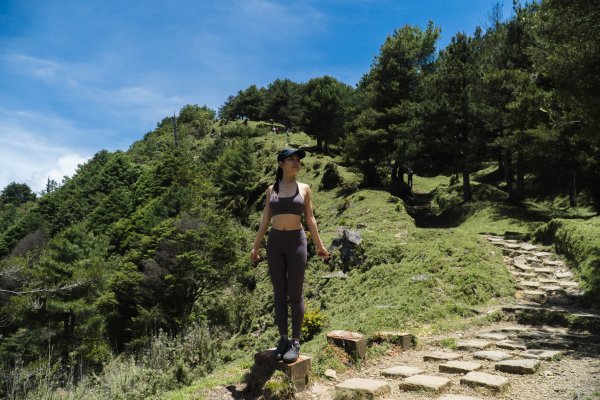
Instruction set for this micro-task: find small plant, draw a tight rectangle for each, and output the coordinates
[262,370,295,400]
[301,303,326,341]
[438,337,457,350]
[319,162,343,190]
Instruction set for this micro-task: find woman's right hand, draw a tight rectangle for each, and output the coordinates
[250,248,261,263]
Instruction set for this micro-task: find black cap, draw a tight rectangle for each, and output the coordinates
[277,148,306,162]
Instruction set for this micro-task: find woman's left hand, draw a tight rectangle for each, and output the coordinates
[316,246,329,260]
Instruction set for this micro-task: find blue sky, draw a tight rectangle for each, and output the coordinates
[0,0,514,192]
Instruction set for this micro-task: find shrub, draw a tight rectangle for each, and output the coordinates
[262,371,295,400]
[301,303,326,341]
[319,162,343,191]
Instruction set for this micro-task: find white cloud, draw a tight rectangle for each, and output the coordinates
[0,108,92,193]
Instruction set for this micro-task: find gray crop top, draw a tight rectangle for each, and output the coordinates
[270,184,305,216]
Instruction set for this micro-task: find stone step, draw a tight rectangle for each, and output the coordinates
[400,374,451,393]
[327,330,367,359]
[476,332,508,341]
[439,395,484,400]
[520,290,547,303]
[253,350,311,391]
[381,365,422,378]
[335,378,391,399]
[555,271,573,279]
[456,340,494,350]
[496,339,528,351]
[373,331,413,350]
[460,371,509,394]
[495,358,541,374]
[519,280,541,289]
[439,361,482,374]
[424,351,463,361]
[502,305,600,332]
[521,349,562,360]
[473,350,513,361]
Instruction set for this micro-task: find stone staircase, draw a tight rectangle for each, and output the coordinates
[297,236,600,400]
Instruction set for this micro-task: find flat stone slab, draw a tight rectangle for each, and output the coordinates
[498,326,529,333]
[555,271,573,279]
[473,350,513,361]
[535,268,556,274]
[460,371,509,394]
[532,251,552,257]
[546,260,565,267]
[439,395,484,400]
[520,243,538,251]
[476,332,508,341]
[381,365,422,378]
[456,340,494,350]
[539,278,560,284]
[519,280,541,289]
[424,351,462,361]
[504,243,522,250]
[495,358,540,374]
[513,264,533,272]
[439,361,482,374]
[521,290,546,303]
[399,375,451,393]
[496,340,527,350]
[559,281,579,288]
[517,331,550,340]
[521,349,562,360]
[535,338,573,349]
[542,285,565,293]
[336,378,391,398]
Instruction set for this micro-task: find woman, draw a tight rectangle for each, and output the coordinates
[250,148,329,363]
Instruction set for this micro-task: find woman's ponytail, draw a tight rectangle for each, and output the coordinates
[273,166,283,194]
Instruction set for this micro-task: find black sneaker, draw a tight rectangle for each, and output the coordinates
[272,337,289,360]
[283,339,300,363]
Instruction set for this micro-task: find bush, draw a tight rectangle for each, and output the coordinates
[319,162,343,191]
[262,371,295,400]
[221,123,264,138]
[301,303,326,341]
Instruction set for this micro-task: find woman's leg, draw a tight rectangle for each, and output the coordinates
[286,231,308,339]
[267,232,288,336]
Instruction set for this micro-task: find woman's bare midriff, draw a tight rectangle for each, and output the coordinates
[271,214,303,231]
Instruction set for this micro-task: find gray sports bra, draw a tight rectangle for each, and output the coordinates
[270,184,304,216]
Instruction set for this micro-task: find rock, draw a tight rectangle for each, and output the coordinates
[476,332,508,341]
[521,349,562,360]
[460,371,509,394]
[545,260,565,267]
[535,268,556,275]
[535,338,573,349]
[456,340,494,350]
[324,369,337,380]
[411,274,430,282]
[439,395,483,400]
[532,251,552,257]
[423,351,462,361]
[542,285,565,293]
[539,278,560,284]
[399,375,451,393]
[439,361,482,374]
[329,228,363,268]
[555,271,573,279]
[321,271,348,279]
[495,358,540,374]
[473,350,513,361]
[498,326,529,333]
[521,290,546,303]
[517,331,550,340]
[559,281,579,288]
[335,378,391,398]
[504,243,522,250]
[381,365,422,378]
[520,243,538,251]
[496,340,528,351]
[519,280,541,289]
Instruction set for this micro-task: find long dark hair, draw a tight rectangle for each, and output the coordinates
[273,166,283,194]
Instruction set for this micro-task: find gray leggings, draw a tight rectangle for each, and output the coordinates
[267,228,307,339]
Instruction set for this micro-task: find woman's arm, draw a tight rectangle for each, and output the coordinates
[304,185,329,259]
[251,187,272,262]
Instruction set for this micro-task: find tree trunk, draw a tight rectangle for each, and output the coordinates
[316,137,323,151]
[504,151,516,202]
[515,150,524,201]
[569,172,577,207]
[497,148,505,177]
[462,169,472,201]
